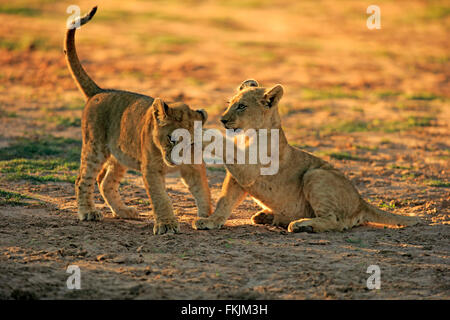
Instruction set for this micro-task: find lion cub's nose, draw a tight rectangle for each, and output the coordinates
[220,119,229,125]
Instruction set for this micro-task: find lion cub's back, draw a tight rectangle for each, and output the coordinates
[83,90,154,161]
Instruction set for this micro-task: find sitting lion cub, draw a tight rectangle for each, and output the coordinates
[194,79,421,233]
[65,7,211,234]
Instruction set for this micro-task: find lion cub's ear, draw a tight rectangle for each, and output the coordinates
[152,98,171,124]
[264,85,284,108]
[238,79,259,91]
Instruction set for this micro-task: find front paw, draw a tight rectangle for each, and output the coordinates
[251,210,274,225]
[193,217,223,230]
[78,209,103,221]
[153,219,180,235]
[288,220,314,233]
[115,207,140,219]
[197,209,211,218]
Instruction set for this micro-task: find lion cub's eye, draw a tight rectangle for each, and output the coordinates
[236,103,247,111]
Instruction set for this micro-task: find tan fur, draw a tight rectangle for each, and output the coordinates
[66,7,212,234]
[194,79,421,233]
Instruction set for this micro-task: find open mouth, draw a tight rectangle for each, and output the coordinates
[164,154,178,167]
[224,126,244,136]
[224,123,238,130]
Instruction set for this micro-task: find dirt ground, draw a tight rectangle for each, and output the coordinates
[0,0,449,299]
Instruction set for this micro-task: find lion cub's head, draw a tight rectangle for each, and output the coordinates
[221,79,284,131]
[151,98,207,167]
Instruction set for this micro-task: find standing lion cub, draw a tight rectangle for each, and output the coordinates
[65,7,212,234]
[194,79,421,233]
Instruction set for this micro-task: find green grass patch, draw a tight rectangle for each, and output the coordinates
[317,151,361,161]
[138,34,198,54]
[219,0,272,8]
[0,158,78,173]
[405,92,442,101]
[208,17,246,30]
[95,9,191,24]
[58,98,84,111]
[378,200,396,210]
[0,135,81,184]
[388,164,413,170]
[127,170,141,176]
[291,143,313,150]
[397,4,450,24]
[426,55,450,65]
[151,35,197,46]
[355,145,379,151]
[425,179,450,188]
[121,70,147,81]
[45,114,81,128]
[3,172,76,184]
[321,120,369,134]
[300,87,362,100]
[423,5,450,21]
[0,5,41,16]
[0,110,18,118]
[345,237,366,247]
[207,166,226,173]
[0,189,31,206]
[328,152,360,161]
[231,40,320,54]
[401,172,420,180]
[376,90,402,99]
[321,116,435,134]
[0,36,54,52]
[0,159,78,184]
[185,77,205,86]
[131,198,151,206]
[0,135,81,162]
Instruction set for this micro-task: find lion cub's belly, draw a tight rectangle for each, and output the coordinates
[246,177,312,222]
[109,144,178,174]
[109,144,141,171]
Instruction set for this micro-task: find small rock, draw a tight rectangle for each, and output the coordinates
[308,240,331,245]
[96,253,116,261]
[112,256,126,264]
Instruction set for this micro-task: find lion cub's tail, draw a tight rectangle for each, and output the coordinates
[64,6,102,99]
[362,201,421,227]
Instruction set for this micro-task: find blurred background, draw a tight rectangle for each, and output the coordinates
[1,0,448,126]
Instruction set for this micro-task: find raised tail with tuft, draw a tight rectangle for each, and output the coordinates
[64,6,102,99]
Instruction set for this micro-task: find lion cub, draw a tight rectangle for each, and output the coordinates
[65,7,211,234]
[194,79,421,233]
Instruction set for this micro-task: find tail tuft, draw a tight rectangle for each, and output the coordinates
[67,6,97,30]
[64,6,102,99]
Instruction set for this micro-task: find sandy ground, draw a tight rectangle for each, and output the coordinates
[0,0,449,299]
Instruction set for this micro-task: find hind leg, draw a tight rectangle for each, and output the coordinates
[288,168,361,233]
[76,145,107,221]
[97,157,139,219]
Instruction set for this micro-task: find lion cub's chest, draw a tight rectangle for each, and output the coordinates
[244,172,305,214]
